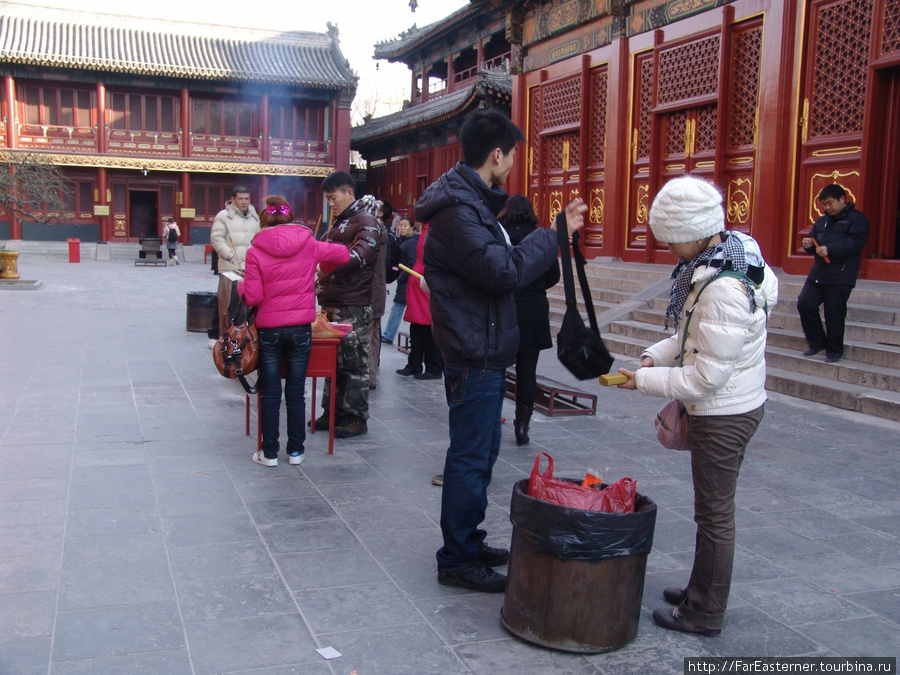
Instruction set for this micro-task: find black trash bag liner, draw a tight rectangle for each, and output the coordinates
[509,479,656,562]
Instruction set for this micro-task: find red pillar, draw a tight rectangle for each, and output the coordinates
[5,75,17,149]
[181,89,191,157]
[260,94,270,162]
[97,167,109,241]
[180,172,191,244]
[95,82,107,154]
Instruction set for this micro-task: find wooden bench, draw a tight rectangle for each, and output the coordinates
[397,331,411,355]
[505,369,597,417]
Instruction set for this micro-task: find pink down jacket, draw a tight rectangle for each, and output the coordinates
[239,225,349,329]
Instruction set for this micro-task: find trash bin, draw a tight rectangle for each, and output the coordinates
[186,291,217,333]
[66,238,80,263]
[500,479,657,654]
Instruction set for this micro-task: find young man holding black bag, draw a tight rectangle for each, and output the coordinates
[415,109,587,593]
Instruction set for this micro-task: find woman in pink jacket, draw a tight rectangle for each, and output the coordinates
[239,196,349,467]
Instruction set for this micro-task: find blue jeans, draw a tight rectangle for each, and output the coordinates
[382,301,406,342]
[436,366,506,570]
[257,324,311,459]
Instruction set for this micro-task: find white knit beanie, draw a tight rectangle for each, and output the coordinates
[649,176,724,244]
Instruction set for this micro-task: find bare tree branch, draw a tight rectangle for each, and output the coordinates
[0,151,73,225]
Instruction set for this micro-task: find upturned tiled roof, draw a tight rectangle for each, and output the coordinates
[373,4,479,62]
[0,2,357,88]
[351,70,512,145]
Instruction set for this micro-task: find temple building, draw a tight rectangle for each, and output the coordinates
[0,1,357,244]
[353,0,899,282]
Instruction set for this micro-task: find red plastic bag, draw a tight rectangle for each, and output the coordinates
[528,452,635,513]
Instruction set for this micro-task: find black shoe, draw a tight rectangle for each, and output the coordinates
[396,367,415,376]
[414,371,441,380]
[663,586,687,605]
[380,336,393,345]
[437,562,507,593]
[652,607,720,637]
[825,353,842,363]
[802,347,823,357]
[477,544,509,567]
[334,416,368,438]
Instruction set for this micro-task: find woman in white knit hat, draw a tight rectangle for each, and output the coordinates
[618,175,779,637]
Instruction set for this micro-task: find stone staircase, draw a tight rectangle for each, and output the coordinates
[2,240,199,262]
[547,259,900,422]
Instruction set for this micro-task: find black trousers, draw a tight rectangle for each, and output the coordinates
[514,347,541,407]
[797,281,852,357]
[407,323,442,375]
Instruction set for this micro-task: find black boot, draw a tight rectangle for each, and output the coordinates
[514,403,533,446]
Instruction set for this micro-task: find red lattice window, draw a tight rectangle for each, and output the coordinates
[638,56,654,159]
[657,35,721,106]
[192,98,255,137]
[113,184,127,215]
[547,135,564,171]
[110,93,178,132]
[666,110,688,155]
[883,0,900,55]
[270,100,326,141]
[729,26,762,149]
[59,180,94,216]
[160,185,175,217]
[588,67,608,165]
[20,86,93,127]
[542,76,581,128]
[810,0,873,138]
[529,87,541,174]
[695,104,718,153]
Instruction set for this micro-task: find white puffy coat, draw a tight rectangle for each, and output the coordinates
[211,200,260,272]
[635,264,779,417]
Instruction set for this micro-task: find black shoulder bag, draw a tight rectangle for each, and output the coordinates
[556,215,614,380]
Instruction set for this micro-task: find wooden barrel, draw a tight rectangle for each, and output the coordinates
[500,479,657,654]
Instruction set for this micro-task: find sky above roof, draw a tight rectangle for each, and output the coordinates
[6,0,469,124]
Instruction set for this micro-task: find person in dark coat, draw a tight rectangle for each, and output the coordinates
[498,195,560,445]
[382,217,418,344]
[416,109,586,594]
[797,183,869,363]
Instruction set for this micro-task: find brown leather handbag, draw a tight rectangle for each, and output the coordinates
[213,298,258,394]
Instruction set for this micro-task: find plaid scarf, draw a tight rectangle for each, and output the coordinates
[664,231,755,330]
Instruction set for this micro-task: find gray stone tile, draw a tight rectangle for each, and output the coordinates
[737,526,834,560]
[161,510,260,545]
[316,479,408,509]
[184,613,319,675]
[828,531,900,567]
[151,468,235,495]
[257,517,363,555]
[155,486,246,518]
[73,447,147,467]
[276,548,389,591]
[232,474,320,501]
[51,649,193,675]
[58,561,175,610]
[1,522,64,559]
[736,487,811,513]
[843,587,900,624]
[322,623,468,675]
[69,464,151,487]
[851,514,900,538]
[583,615,710,673]
[0,636,51,675]
[52,602,185,661]
[176,573,296,622]
[0,590,56,639]
[67,483,156,510]
[797,489,899,519]
[168,540,277,580]
[64,505,161,537]
[148,453,225,474]
[0,554,60,593]
[776,551,900,594]
[63,532,168,570]
[357,526,442,564]
[0,498,67,527]
[731,577,873,627]
[0,478,67,502]
[793,616,899,657]
[142,438,218,456]
[701,606,826,656]
[453,638,597,674]
[295,581,420,634]
[337,501,435,534]
[414,591,507,644]
[245,495,337,526]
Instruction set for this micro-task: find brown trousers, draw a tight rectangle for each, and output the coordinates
[680,404,765,631]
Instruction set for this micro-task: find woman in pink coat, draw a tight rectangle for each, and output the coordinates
[397,222,443,379]
[239,196,349,467]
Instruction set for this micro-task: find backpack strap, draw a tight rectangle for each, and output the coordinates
[678,270,766,366]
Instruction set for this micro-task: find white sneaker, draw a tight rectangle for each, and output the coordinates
[289,451,305,465]
[252,451,277,467]
[208,338,217,349]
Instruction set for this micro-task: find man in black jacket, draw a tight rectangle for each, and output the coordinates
[415,109,586,593]
[797,184,869,363]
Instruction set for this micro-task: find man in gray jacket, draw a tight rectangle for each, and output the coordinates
[210,186,260,343]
